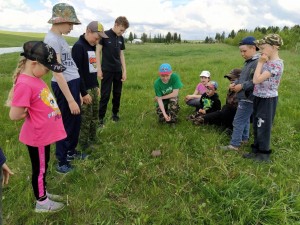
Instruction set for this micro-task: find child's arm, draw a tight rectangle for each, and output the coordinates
[161,89,179,100]
[185,88,201,101]
[0,148,13,186]
[120,50,127,82]
[253,54,271,84]
[9,106,28,121]
[2,163,13,185]
[54,54,80,115]
[157,97,171,121]
[96,44,103,80]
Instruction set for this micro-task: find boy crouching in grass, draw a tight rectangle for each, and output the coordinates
[154,63,183,124]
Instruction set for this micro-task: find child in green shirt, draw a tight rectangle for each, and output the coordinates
[154,63,183,123]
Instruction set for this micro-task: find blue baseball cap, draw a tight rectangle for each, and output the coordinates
[159,63,172,75]
[239,36,259,51]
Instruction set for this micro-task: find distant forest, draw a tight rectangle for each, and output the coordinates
[128,25,300,51]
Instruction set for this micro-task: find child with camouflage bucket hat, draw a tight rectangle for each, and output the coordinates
[48,3,81,24]
[44,3,85,174]
[243,34,284,162]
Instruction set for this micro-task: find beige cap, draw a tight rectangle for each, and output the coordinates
[199,70,211,77]
[87,21,108,38]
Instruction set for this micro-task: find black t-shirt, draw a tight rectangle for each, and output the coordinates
[99,29,125,72]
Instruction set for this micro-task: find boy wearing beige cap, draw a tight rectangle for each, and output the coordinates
[72,21,108,151]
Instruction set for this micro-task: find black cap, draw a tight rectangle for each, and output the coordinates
[20,41,66,73]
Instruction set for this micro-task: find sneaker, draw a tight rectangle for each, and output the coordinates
[47,192,64,201]
[112,114,120,122]
[253,153,271,163]
[242,152,257,159]
[241,140,249,145]
[193,117,204,125]
[35,199,64,213]
[99,119,105,128]
[219,145,239,151]
[56,164,74,174]
[67,152,88,161]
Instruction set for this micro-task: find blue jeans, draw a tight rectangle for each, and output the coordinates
[230,101,253,147]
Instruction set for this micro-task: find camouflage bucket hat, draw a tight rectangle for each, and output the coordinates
[255,34,283,47]
[48,3,81,25]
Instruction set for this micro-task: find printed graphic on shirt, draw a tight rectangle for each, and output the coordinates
[61,52,77,67]
[162,87,173,96]
[40,88,62,119]
[88,51,97,73]
[201,97,213,110]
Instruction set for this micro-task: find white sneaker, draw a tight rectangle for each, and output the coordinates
[35,198,64,213]
[47,192,64,201]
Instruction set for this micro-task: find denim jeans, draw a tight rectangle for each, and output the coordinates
[230,101,253,147]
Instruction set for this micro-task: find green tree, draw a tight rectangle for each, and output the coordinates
[166,32,172,43]
[141,33,147,42]
[128,32,134,42]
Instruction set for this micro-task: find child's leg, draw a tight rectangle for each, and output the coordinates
[156,106,165,123]
[168,97,180,122]
[254,97,278,152]
[27,145,50,201]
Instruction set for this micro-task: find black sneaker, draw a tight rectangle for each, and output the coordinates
[253,153,271,163]
[112,114,120,122]
[242,152,257,159]
[99,119,105,128]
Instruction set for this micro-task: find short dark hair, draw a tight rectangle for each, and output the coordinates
[115,16,129,29]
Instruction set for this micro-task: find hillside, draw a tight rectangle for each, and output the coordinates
[0,30,78,47]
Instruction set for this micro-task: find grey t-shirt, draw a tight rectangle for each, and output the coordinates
[44,31,80,82]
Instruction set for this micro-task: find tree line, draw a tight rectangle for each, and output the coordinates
[127,32,181,43]
[207,25,300,51]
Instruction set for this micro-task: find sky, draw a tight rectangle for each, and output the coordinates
[0,0,300,40]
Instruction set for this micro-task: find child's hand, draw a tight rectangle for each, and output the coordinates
[97,70,103,80]
[164,114,171,122]
[198,109,206,114]
[259,53,269,63]
[2,163,13,186]
[185,95,191,101]
[229,83,235,91]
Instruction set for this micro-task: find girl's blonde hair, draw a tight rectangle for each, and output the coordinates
[5,56,27,106]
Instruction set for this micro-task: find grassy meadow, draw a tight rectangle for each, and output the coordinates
[1,32,300,224]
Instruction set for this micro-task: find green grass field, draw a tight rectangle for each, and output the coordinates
[0,30,77,47]
[1,32,300,224]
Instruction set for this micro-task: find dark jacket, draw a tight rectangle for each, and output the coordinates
[0,148,6,167]
[72,34,99,97]
[197,93,221,113]
[236,54,259,102]
[226,90,238,109]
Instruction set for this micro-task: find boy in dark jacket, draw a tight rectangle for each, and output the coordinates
[72,21,108,150]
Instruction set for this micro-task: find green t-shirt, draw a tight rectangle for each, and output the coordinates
[154,73,183,106]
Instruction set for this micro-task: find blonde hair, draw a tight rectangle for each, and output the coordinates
[5,56,27,106]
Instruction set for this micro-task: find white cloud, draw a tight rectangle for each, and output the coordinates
[0,0,299,40]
